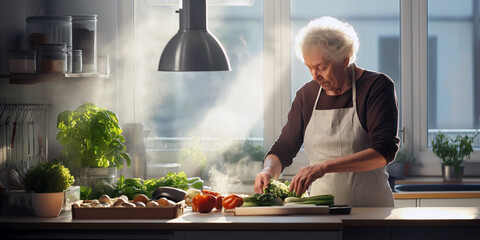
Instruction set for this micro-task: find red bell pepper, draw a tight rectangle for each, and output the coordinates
[215,195,224,210]
[192,193,216,213]
[222,194,244,209]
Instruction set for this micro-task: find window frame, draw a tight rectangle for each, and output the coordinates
[121,0,480,179]
[407,0,480,176]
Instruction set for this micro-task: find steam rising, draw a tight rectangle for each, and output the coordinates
[35,2,273,193]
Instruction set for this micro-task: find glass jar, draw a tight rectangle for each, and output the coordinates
[67,47,72,73]
[84,167,117,189]
[36,43,67,73]
[26,16,72,50]
[72,15,97,73]
[8,50,36,73]
[72,50,83,73]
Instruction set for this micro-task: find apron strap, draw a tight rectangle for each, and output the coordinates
[352,65,357,113]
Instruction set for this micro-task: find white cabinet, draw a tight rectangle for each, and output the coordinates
[394,199,417,207]
[395,198,480,207]
[419,198,480,207]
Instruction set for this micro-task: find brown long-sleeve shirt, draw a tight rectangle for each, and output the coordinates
[268,69,400,171]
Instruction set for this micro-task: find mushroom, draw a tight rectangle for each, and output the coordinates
[113,198,127,207]
[146,201,159,207]
[121,202,136,208]
[98,195,112,205]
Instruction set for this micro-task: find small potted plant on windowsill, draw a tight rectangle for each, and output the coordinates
[431,131,476,182]
[23,161,75,217]
[56,103,131,188]
[387,149,416,180]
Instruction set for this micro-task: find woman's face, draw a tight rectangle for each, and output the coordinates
[303,48,348,92]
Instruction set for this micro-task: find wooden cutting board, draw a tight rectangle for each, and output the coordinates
[225,205,330,216]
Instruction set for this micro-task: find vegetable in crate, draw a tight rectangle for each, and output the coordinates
[152,186,187,203]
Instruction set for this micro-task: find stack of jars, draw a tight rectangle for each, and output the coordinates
[20,15,97,74]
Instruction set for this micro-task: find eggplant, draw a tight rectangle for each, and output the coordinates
[152,186,187,203]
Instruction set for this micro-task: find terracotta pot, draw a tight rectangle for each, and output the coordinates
[31,192,64,217]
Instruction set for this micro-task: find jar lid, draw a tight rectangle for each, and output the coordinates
[37,43,67,52]
[8,49,36,54]
[8,50,36,57]
[72,50,83,55]
[26,16,72,22]
[71,15,98,20]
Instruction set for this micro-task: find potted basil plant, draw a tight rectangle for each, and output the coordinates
[431,131,475,182]
[23,161,75,217]
[56,103,131,188]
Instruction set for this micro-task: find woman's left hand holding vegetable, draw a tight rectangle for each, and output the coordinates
[289,163,326,196]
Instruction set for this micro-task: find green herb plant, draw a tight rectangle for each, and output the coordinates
[432,131,476,172]
[223,140,266,163]
[23,161,75,193]
[56,103,131,171]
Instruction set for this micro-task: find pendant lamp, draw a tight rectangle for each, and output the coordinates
[158,0,231,71]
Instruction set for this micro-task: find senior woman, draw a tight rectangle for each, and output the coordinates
[254,16,399,207]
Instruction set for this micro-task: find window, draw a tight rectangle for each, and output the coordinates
[132,0,264,183]
[427,0,480,146]
[126,0,479,181]
[284,0,401,175]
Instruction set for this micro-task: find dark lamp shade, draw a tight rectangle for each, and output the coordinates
[158,29,231,71]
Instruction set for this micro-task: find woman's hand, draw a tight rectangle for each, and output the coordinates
[254,154,282,193]
[289,163,326,196]
[254,170,272,193]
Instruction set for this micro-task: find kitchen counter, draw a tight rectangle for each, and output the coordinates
[395,177,480,184]
[394,191,480,199]
[393,177,480,199]
[1,207,480,240]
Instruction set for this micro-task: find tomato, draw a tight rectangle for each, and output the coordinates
[192,193,216,213]
[215,195,224,210]
[202,189,220,197]
[222,194,244,209]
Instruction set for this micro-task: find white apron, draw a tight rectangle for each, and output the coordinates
[303,70,394,207]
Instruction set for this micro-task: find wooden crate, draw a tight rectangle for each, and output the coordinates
[72,201,185,219]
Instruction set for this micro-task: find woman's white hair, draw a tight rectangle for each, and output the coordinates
[295,16,359,65]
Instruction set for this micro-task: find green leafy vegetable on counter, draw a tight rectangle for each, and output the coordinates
[79,172,205,200]
[109,172,204,200]
[263,179,303,199]
[242,193,284,206]
[284,194,334,205]
[80,186,92,200]
[113,175,148,200]
[143,171,192,193]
